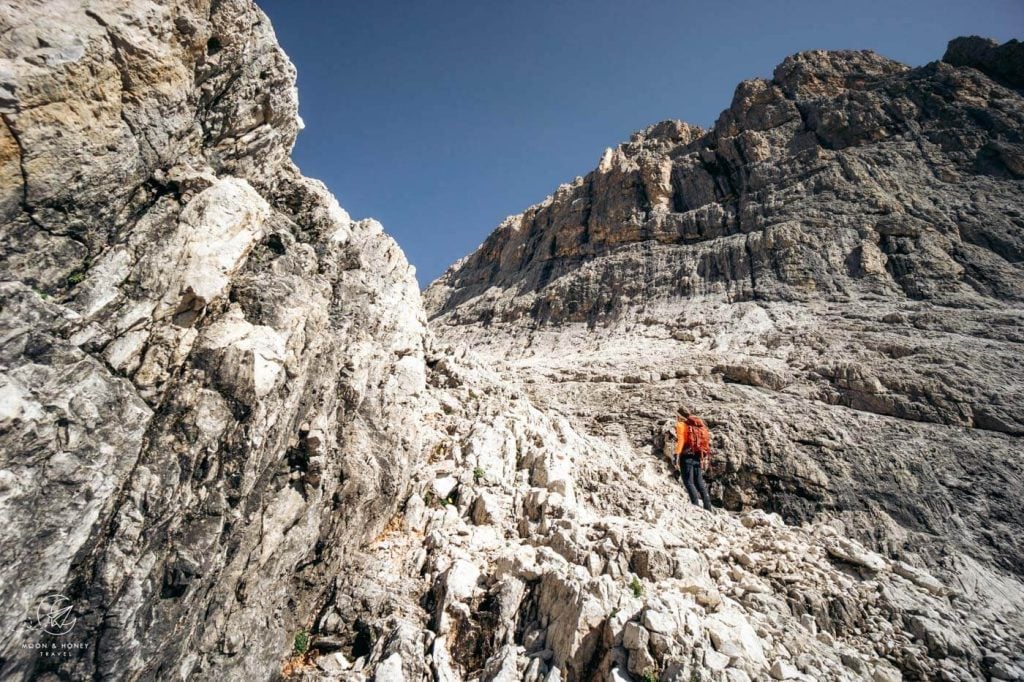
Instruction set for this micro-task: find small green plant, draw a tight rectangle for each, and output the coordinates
[424,491,456,508]
[292,628,310,656]
[32,286,49,300]
[66,270,86,287]
[642,668,659,682]
[473,466,485,483]
[609,606,620,619]
[629,576,644,598]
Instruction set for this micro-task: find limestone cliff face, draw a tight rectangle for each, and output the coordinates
[428,41,1024,327]
[425,36,1024,678]
[0,2,426,679]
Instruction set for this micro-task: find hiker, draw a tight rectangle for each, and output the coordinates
[675,406,713,510]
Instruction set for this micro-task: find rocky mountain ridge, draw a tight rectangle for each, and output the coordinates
[426,36,1024,570]
[424,34,1024,681]
[0,2,1021,680]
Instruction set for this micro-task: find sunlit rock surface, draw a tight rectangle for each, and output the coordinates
[425,37,1024,681]
[1,2,424,679]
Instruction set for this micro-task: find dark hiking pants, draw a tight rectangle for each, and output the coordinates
[680,456,713,510]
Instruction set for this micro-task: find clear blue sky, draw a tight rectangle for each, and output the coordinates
[259,0,1021,287]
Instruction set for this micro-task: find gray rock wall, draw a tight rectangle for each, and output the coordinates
[429,46,1024,324]
[426,37,1024,678]
[0,2,427,679]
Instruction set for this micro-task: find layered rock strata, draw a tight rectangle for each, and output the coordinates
[424,35,1024,680]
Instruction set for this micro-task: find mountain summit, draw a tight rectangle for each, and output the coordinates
[425,35,1024,680]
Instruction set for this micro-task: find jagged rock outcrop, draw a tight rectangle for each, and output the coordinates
[1,2,425,679]
[426,38,1024,680]
[943,36,1024,89]
[299,344,1023,682]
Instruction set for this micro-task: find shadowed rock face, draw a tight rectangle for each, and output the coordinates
[944,36,1024,89]
[0,2,426,679]
[426,34,1024,668]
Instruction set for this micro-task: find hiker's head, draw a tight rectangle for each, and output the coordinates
[676,405,689,418]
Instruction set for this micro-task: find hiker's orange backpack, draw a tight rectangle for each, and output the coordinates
[684,416,711,468]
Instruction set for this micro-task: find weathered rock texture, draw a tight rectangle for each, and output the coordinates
[3,2,1023,681]
[304,349,1023,681]
[424,36,1024,680]
[1,2,425,679]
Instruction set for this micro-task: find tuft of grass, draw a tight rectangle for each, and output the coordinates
[473,466,485,483]
[66,270,86,287]
[292,628,310,656]
[642,668,660,682]
[629,576,644,598]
